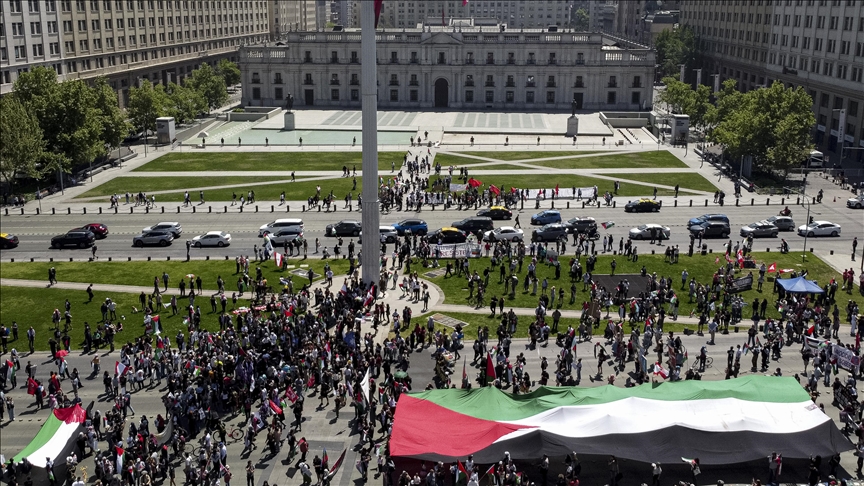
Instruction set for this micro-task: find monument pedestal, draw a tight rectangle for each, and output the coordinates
[566,116,579,137]
[283,111,295,131]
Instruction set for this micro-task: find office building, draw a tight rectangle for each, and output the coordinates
[239,25,654,111]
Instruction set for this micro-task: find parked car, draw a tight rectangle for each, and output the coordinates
[629,224,671,240]
[132,231,174,247]
[740,221,779,238]
[192,231,232,247]
[424,227,467,244]
[51,230,96,249]
[847,194,864,209]
[624,199,662,213]
[565,217,598,236]
[391,219,428,236]
[530,210,562,225]
[476,206,513,220]
[0,233,20,249]
[797,221,841,237]
[765,215,796,231]
[79,223,109,239]
[687,214,730,228]
[264,227,304,245]
[326,220,362,237]
[689,221,731,238]
[258,218,304,237]
[482,226,524,242]
[452,217,494,236]
[532,223,569,242]
[143,222,182,238]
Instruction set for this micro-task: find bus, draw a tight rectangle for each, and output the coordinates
[804,150,824,168]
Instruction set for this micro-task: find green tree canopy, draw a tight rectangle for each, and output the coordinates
[165,82,207,124]
[0,96,46,192]
[572,8,589,31]
[127,80,169,138]
[93,78,131,154]
[217,59,241,87]
[655,26,697,79]
[187,63,228,112]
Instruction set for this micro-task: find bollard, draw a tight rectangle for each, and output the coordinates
[766,248,770,252]
[83,207,86,214]
[271,205,274,212]
[147,256,151,261]
[613,201,616,208]
[52,208,56,215]
[674,200,677,207]
[551,201,555,209]
[36,208,40,215]
[69,258,73,262]
[735,199,739,207]
[287,205,290,212]
[830,250,834,255]
[225,256,229,260]
[30,258,34,262]
[255,205,259,212]
[108,257,112,261]
[192,206,196,213]
[114,207,118,214]
[161,206,165,214]
[651,250,655,254]
[781,198,784,205]
[708,249,713,253]
[704,199,708,207]
[809,248,813,253]
[98,207,102,214]
[10,258,13,263]
[208,206,212,213]
[167,256,171,260]
[128,257,132,261]
[224,206,227,213]
[751,199,754,206]
[567,202,570,209]
[582,201,586,209]
[3,208,6,216]
[130,207,133,214]
[206,256,210,261]
[303,205,306,212]
[766,198,770,205]
[68,208,72,215]
[145,207,149,213]
[796,197,800,205]
[535,200,540,209]
[239,206,243,213]
[177,206,181,214]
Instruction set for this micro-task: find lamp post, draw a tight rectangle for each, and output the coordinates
[799,192,815,264]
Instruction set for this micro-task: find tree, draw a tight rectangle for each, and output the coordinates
[217,59,241,88]
[572,8,589,31]
[50,80,106,167]
[655,26,697,79]
[657,76,692,113]
[187,63,228,112]
[93,78,131,155]
[706,79,744,129]
[127,80,170,142]
[165,82,207,124]
[0,96,45,193]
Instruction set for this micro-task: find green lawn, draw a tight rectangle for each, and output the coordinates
[75,176,363,203]
[517,151,689,169]
[426,252,845,320]
[0,258,353,291]
[456,151,607,161]
[614,172,718,193]
[134,151,406,172]
[431,174,694,197]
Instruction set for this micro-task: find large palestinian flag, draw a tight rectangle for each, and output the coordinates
[13,405,86,467]
[390,376,851,464]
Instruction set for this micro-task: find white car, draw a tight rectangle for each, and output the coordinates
[379,225,398,243]
[797,221,841,237]
[258,218,304,237]
[628,224,671,240]
[847,194,864,209]
[483,226,524,242]
[143,222,182,238]
[264,227,304,245]
[192,231,232,247]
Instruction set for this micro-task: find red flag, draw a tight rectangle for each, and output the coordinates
[115,361,127,376]
[322,448,330,469]
[467,178,482,188]
[462,358,467,382]
[463,0,469,5]
[363,285,376,307]
[484,465,495,476]
[485,352,496,381]
[285,387,298,404]
[653,362,669,379]
[510,187,517,194]
[27,377,38,395]
[767,263,777,273]
[269,399,283,415]
[274,251,283,268]
[489,184,501,196]
[374,0,384,28]
[555,184,559,195]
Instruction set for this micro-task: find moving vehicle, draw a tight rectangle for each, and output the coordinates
[143,222,183,238]
[360,226,399,244]
[765,215,796,231]
[452,217,494,236]
[476,206,513,220]
[624,199,662,213]
[424,227,467,244]
[391,219,428,236]
[740,221,779,238]
[803,150,824,168]
[532,223,569,242]
[629,224,671,240]
[797,221,841,237]
[192,231,232,247]
[79,223,109,239]
[687,214,730,228]
[482,227,524,242]
[689,221,730,238]
[530,210,562,225]
[51,230,96,249]
[326,220,362,237]
[0,233,20,249]
[259,218,304,237]
[264,227,304,245]
[132,231,174,247]
[565,217,599,236]
[847,194,864,209]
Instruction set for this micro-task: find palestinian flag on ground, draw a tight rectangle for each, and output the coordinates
[389,376,850,464]
[13,405,86,467]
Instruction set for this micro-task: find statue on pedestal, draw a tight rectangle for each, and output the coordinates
[571,97,577,117]
[286,93,294,113]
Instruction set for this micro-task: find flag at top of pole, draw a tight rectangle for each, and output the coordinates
[374,0,384,28]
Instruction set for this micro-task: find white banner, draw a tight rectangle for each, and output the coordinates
[832,345,860,372]
[449,183,467,192]
[526,187,597,199]
[431,243,482,259]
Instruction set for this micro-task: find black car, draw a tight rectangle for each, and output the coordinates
[532,223,569,242]
[452,217,494,236]
[689,221,731,238]
[424,227,468,244]
[476,206,512,220]
[624,199,662,213]
[0,233,20,249]
[326,220,362,237]
[51,230,96,249]
[565,217,599,236]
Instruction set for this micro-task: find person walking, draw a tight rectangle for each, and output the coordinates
[245,460,255,486]
[853,236,858,261]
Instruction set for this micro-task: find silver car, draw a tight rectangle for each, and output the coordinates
[765,215,795,231]
[132,231,174,247]
[740,221,779,238]
[629,224,671,240]
[265,227,304,245]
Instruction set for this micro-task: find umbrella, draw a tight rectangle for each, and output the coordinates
[186,274,195,279]
[196,131,210,139]
[55,350,69,359]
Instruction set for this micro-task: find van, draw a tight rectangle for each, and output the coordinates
[259,218,304,237]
